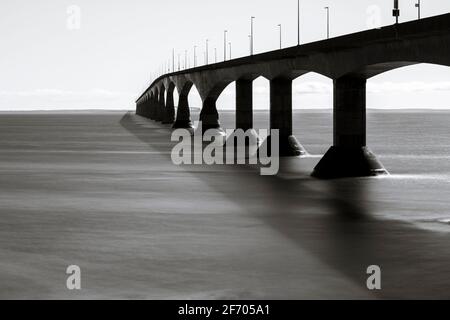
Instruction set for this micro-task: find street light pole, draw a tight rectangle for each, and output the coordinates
[194,46,197,67]
[172,48,175,72]
[415,0,421,20]
[206,39,209,65]
[215,48,217,63]
[393,0,400,24]
[229,42,232,60]
[224,30,228,61]
[278,24,282,49]
[324,7,330,39]
[251,16,255,55]
[297,0,300,45]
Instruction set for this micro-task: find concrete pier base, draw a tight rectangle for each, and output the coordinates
[258,135,307,157]
[312,146,388,179]
[173,120,194,129]
[173,93,194,129]
[198,97,225,136]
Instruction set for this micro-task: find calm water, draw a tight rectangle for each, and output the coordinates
[218,109,450,229]
[0,110,449,299]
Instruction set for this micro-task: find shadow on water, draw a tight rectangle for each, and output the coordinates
[120,112,450,299]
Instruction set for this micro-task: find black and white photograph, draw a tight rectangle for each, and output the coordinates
[1,0,450,308]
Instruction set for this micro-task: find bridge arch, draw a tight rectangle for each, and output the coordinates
[341,60,450,81]
[367,63,450,109]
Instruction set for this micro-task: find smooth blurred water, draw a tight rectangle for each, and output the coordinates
[215,110,450,228]
[1,110,450,299]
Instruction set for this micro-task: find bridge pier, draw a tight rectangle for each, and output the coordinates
[236,79,254,131]
[154,91,165,122]
[224,79,259,157]
[173,92,194,129]
[148,97,155,120]
[226,79,259,141]
[140,98,151,118]
[139,99,146,118]
[136,102,141,116]
[312,75,388,178]
[141,99,146,117]
[198,97,225,135]
[147,97,154,120]
[261,78,306,157]
[162,88,175,124]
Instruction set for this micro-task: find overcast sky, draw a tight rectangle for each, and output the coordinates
[1,0,450,110]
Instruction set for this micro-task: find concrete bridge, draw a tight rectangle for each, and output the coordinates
[136,13,450,178]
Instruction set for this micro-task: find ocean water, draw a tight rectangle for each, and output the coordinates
[217,109,450,229]
[1,110,450,299]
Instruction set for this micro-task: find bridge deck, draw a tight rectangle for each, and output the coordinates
[138,12,450,102]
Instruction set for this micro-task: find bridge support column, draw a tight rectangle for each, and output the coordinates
[224,79,259,157]
[136,102,140,116]
[198,97,225,135]
[162,89,175,124]
[236,79,253,131]
[312,75,388,178]
[155,92,165,122]
[263,78,306,157]
[144,99,150,118]
[142,102,146,117]
[152,97,158,120]
[173,93,194,129]
[146,98,152,120]
[139,100,145,118]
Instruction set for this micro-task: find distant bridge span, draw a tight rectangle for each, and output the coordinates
[136,13,450,178]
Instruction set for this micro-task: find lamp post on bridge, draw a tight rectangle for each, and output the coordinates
[172,49,175,72]
[415,0,421,20]
[194,45,197,67]
[214,48,217,63]
[224,30,228,61]
[324,7,330,39]
[393,0,400,24]
[229,42,232,60]
[250,16,255,55]
[278,24,282,49]
[297,0,301,45]
[206,39,209,65]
